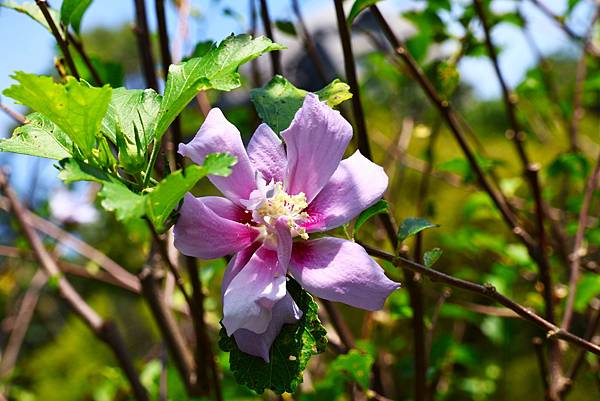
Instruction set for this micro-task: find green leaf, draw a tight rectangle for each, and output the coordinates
[330,349,374,390]
[347,0,381,24]
[219,279,327,394]
[574,273,600,312]
[99,181,145,221]
[145,153,237,230]
[0,113,73,159]
[0,1,60,32]
[397,217,439,243]
[101,87,160,161]
[354,200,388,234]
[315,79,353,108]
[4,73,112,156]
[424,248,443,267]
[275,20,297,36]
[250,76,352,132]
[57,158,111,183]
[154,34,284,140]
[60,0,92,33]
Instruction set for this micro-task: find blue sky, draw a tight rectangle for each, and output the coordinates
[0,0,593,196]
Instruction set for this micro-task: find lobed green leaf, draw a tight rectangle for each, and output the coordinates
[3,73,112,156]
[219,279,327,394]
[250,76,352,133]
[0,113,73,160]
[154,34,284,140]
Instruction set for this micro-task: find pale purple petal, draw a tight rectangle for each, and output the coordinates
[274,216,293,271]
[174,194,260,259]
[222,246,287,335]
[247,123,286,183]
[282,94,352,203]
[301,151,388,233]
[199,196,251,223]
[222,242,260,299]
[178,108,256,204]
[233,293,302,362]
[289,238,400,311]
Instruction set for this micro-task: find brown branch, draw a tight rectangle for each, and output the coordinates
[259,0,281,75]
[0,204,141,293]
[66,32,103,85]
[0,245,140,293]
[562,152,600,331]
[155,0,183,169]
[133,0,159,90]
[0,270,47,378]
[321,299,355,352]
[35,0,79,79]
[0,101,26,124]
[0,172,148,401]
[533,337,551,393]
[291,0,329,84]
[139,262,195,394]
[369,5,534,250]
[360,243,600,356]
[333,0,372,159]
[184,256,223,401]
[561,298,600,396]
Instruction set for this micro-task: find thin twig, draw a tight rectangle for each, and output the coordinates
[0,171,149,401]
[66,32,103,85]
[259,0,281,75]
[333,0,372,159]
[321,299,355,353]
[0,270,47,378]
[561,299,600,396]
[0,101,27,124]
[369,5,534,250]
[359,243,600,356]
[155,0,183,169]
[35,0,79,79]
[562,152,600,331]
[533,337,551,393]
[132,0,159,90]
[291,0,329,84]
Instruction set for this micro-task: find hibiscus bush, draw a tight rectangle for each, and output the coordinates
[0,1,599,401]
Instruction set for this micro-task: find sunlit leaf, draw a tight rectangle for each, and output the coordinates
[4,73,112,156]
[251,75,352,132]
[0,113,73,160]
[154,34,284,140]
[99,181,145,221]
[60,0,92,33]
[0,1,60,32]
[146,153,237,230]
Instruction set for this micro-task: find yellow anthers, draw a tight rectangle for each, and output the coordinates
[254,182,309,240]
[256,183,308,223]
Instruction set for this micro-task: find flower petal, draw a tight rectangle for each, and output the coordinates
[301,151,388,232]
[282,94,352,203]
[222,242,260,299]
[247,123,286,183]
[178,108,256,204]
[233,292,302,362]
[174,193,260,259]
[289,237,400,311]
[222,246,287,335]
[274,216,293,271]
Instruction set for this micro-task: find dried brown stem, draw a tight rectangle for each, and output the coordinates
[562,152,600,331]
[259,0,281,75]
[35,0,79,79]
[133,0,159,90]
[0,172,148,401]
[360,243,600,356]
[0,101,26,124]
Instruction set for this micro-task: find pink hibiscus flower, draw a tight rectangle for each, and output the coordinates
[174,94,399,362]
